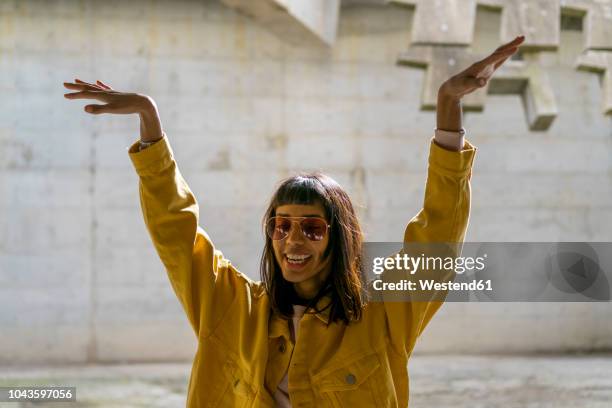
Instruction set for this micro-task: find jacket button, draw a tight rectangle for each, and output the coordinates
[279,342,286,353]
[345,374,356,385]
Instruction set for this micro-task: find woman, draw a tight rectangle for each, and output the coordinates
[64,35,524,407]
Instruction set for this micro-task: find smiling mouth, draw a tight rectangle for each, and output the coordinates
[285,254,312,265]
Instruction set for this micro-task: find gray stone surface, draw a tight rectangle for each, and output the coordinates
[1,355,612,407]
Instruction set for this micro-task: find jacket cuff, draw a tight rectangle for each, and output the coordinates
[434,127,465,151]
[428,136,477,178]
[127,133,174,176]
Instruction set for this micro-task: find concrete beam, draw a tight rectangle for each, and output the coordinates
[397,45,488,110]
[397,47,558,130]
[561,0,612,51]
[389,0,478,46]
[489,53,558,130]
[576,50,612,115]
[389,0,560,51]
[562,1,612,116]
[499,0,560,51]
[220,0,340,46]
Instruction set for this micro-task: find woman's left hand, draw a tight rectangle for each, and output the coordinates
[439,35,525,101]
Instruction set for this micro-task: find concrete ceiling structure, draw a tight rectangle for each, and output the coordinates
[561,0,612,51]
[396,46,558,131]
[220,0,341,46]
[563,0,612,116]
[219,0,612,127]
[391,0,561,130]
[576,51,612,114]
[391,0,612,129]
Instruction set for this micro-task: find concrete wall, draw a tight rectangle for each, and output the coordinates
[0,0,610,364]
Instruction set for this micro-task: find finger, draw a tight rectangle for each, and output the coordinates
[495,35,525,52]
[490,46,518,67]
[96,80,112,90]
[475,46,518,71]
[75,78,96,86]
[64,82,103,91]
[75,78,108,91]
[489,46,518,62]
[64,90,111,101]
[74,79,108,92]
[63,82,81,89]
[473,49,518,80]
[494,55,512,70]
[84,104,115,114]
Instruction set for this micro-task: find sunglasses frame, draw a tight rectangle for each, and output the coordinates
[265,216,331,242]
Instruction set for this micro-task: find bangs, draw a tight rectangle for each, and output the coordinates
[273,175,330,212]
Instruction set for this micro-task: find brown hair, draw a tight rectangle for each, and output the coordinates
[260,172,364,325]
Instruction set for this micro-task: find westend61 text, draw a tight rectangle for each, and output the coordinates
[372,279,493,292]
[372,253,487,275]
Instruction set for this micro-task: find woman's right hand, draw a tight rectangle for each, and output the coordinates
[63,78,164,142]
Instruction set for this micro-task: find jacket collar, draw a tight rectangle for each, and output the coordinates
[312,294,333,324]
[268,295,333,339]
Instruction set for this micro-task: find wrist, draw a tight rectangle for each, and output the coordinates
[436,84,463,132]
[138,138,161,152]
[137,95,158,117]
[437,84,461,103]
[137,96,163,142]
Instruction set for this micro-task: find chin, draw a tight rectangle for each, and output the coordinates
[281,269,312,283]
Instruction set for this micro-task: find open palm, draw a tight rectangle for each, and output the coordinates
[63,78,163,141]
[440,35,525,100]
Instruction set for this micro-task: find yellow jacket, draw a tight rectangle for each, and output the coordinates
[128,135,477,407]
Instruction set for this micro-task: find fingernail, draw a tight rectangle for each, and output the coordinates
[85,106,92,113]
[479,79,486,86]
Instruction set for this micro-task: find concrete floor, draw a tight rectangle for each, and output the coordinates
[1,354,611,407]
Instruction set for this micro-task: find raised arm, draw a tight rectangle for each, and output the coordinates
[63,80,241,338]
[434,35,525,151]
[64,78,163,143]
[385,36,525,357]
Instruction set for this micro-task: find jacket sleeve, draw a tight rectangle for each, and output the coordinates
[383,136,477,357]
[128,134,241,339]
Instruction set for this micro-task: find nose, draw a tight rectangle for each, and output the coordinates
[285,221,304,244]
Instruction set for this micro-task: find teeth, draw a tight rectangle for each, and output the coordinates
[287,254,310,260]
[286,254,311,263]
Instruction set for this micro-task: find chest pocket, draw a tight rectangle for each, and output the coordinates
[313,353,382,407]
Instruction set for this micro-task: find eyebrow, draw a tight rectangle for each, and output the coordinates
[276,213,323,218]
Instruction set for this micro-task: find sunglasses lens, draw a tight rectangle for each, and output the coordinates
[301,219,327,241]
[266,217,328,241]
[266,217,291,240]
